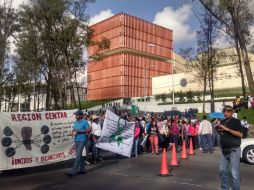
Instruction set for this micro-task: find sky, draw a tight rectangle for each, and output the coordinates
[87,0,201,50]
[3,0,254,52]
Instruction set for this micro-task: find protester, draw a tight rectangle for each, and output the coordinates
[187,121,197,149]
[89,114,103,163]
[195,119,201,150]
[132,117,141,157]
[217,105,243,190]
[199,115,213,153]
[241,116,249,139]
[211,118,221,147]
[65,110,91,177]
[171,118,180,151]
[138,117,145,153]
[147,118,159,155]
[181,120,189,146]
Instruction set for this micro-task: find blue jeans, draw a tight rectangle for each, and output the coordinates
[71,141,86,175]
[219,147,241,190]
[200,134,213,152]
[133,138,140,156]
[213,133,221,147]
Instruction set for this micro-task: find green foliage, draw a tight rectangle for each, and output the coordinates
[160,93,167,103]
[186,90,194,102]
[155,94,161,101]
[14,0,110,110]
[238,109,254,125]
[123,98,131,105]
[66,100,112,110]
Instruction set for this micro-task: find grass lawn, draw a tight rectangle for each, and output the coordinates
[197,108,254,124]
[238,108,254,124]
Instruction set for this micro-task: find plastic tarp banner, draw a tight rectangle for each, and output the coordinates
[0,110,79,171]
[96,109,135,157]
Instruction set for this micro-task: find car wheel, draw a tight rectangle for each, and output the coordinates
[243,145,254,165]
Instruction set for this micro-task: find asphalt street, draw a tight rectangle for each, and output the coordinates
[0,148,253,190]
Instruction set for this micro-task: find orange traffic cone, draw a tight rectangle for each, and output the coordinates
[159,148,172,176]
[181,140,188,159]
[189,138,195,155]
[170,143,180,167]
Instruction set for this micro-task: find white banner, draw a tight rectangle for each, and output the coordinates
[96,110,135,157]
[0,110,79,171]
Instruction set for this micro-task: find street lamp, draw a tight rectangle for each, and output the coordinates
[166,55,175,107]
[148,43,175,106]
[143,65,154,99]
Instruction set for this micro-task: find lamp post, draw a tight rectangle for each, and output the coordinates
[143,65,154,99]
[143,65,154,113]
[172,52,175,107]
[148,43,175,107]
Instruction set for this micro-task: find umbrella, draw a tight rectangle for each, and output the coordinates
[163,110,182,117]
[209,112,225,119]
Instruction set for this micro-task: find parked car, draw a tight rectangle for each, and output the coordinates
[241,138,254,165]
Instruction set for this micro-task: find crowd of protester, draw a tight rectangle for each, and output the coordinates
[80,109,251,163]
[80,111,231,163]
[77,112,248,164]
[66,106,250,178]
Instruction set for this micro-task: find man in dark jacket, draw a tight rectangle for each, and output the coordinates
[216,105,243,190]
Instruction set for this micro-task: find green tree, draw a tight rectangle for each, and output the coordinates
[0,0,18,111]
[197,0,254,96]
[16,0,101,110]
[186,90,194,102]
[161,93,167,103]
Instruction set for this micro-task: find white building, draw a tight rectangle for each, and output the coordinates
[152,48,254,95]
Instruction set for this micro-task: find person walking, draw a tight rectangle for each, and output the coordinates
[171,118,180,151]
[133,117,141,157]
[217,105,243,190]
[211,118,221,148]
[199,115,213,153]
[147,118,159,155]
[187,121,196,149]
[89,114,103,163]
[241,116,249,139]
[65,110,91,177]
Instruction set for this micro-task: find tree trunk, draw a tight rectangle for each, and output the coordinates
[235,39,246,96]
[210,67,215,113]
[74,70,81,109]
[229,2,254,95]
[202,74,207,113]
[37,81,41,111]
[45,73,52,111]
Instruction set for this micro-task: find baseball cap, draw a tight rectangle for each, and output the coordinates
[74,110,83,116]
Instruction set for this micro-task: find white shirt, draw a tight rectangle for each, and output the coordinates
[199,120,213,135]
[241,120,249,128]
[91,122,102,137]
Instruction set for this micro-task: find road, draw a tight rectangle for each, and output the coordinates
[0,148,253,190]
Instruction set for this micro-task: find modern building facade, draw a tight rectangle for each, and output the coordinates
[152,48,254,95]
[87,13,173,100]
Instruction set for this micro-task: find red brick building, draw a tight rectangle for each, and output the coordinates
[87,13,173,100]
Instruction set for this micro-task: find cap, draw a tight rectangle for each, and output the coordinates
[74,110,83,116]
[91,114,99,120]
[223,105,233,112]
[83,111,89,115]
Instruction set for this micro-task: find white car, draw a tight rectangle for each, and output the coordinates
[241,138,254,165]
